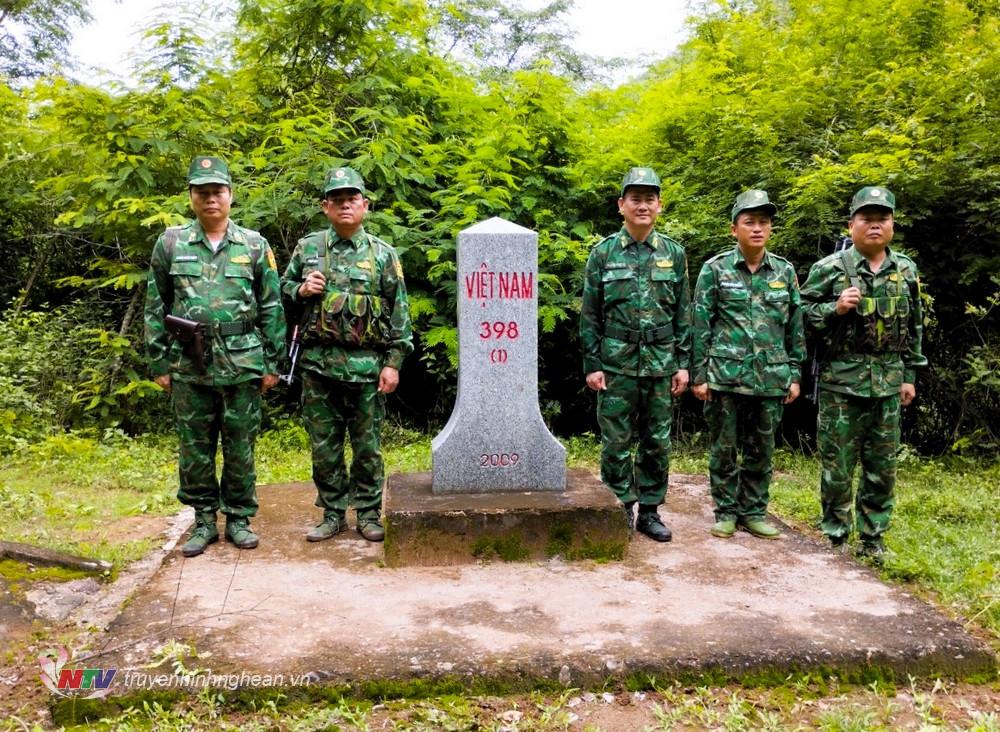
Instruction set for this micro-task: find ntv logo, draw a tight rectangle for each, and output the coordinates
[39,647,116,699]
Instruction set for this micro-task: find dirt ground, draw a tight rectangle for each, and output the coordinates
[1,474,996,729]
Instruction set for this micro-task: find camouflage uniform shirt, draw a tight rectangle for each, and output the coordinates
[144,219,285,384]
[800,245,926,397]
[281,226,413,381]
[580,228,691,377]
[691,247,805,397]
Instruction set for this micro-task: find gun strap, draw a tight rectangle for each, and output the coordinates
[839,248,862,292]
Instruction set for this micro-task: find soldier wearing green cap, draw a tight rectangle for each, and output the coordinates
[580,167,691,542]
[691,190,805,540]
[144,155,286,557]
[281,166,413,542]
[800,186,927,563]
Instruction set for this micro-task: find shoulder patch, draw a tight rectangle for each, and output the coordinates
[395,260,404,278]
[266,249,277,270]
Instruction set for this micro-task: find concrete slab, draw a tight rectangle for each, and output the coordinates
[85,476,996,694]
[384,470,629,567]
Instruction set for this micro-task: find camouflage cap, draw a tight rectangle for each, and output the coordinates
[620,167,661,196]
[731,189,777,222]
[324,166,366,195]
[850,186,896,216]
[187,155,231,186]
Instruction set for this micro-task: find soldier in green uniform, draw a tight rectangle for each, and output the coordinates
[144,155,286,557]
[691,190,806,540]
[281,167,413,543]
[580,167,691,542]
[800,186,927,562]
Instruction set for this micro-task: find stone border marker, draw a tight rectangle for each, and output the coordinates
[431,217,565,493]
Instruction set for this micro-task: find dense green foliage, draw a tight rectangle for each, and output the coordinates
[1,0,998,453]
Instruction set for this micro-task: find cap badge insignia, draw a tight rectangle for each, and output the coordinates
[200,159,212,168]
[871,189,881,197]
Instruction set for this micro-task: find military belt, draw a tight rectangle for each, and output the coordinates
[204,319,255,336]
[604,322,673,344]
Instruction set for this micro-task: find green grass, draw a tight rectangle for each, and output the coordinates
[30,678,1000,731]
[769,448,1000,638]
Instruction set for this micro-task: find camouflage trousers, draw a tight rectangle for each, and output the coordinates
[597,372,672,506]
[301,371,385,520]
[171,380,261,518]
[817,389,900,541]
[705,392,784,521]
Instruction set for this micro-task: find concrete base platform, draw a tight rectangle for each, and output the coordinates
[383,470,629,567]
[80,476,995,700]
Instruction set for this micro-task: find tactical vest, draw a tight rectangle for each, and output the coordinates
[839,249,910,354]
[302,231,390,348]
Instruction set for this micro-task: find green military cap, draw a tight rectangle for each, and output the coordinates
[620,167,661,196]
[850,186,896,216]
[731,189,777,222]
[324,166,366,195]
[187,155,231,186]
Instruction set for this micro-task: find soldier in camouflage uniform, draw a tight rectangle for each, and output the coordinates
[691,190,806,540]
[580,167,691,542]
[144,155,286,557]
[281,167,412,543]
[800,186,927,562]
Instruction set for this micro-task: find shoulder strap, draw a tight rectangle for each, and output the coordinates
[317,230,328,274]
[366,234,378,278]
[839,248,862,291]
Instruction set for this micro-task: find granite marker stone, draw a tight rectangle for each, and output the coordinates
[432,217,565,492]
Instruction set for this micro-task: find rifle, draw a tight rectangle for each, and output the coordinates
[164,314,207,372]
[280,324,303,385]
[807,235,853,403]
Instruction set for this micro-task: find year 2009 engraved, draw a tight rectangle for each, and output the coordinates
[479,453,520,468]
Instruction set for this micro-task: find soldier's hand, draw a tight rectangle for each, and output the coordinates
[836,286,862,315]
[378,366,399,394]
[261,374,280,393]
[671,369,690,396]
[784,383,800,404]
[298,271,326,298]
[900,382,916,407]
[586,371,606,391]
[154,374,171,393]
[692,383,711,401]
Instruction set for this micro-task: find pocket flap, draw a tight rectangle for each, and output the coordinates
[651,269,676,282]
[222,332,261,351]
[766,349,790,364]
[224,265,254,280]
[719,287,749,301]
[169,261,202,276]
[322,291,347,315]
[602,269,633,283]
[708,343,744,358]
